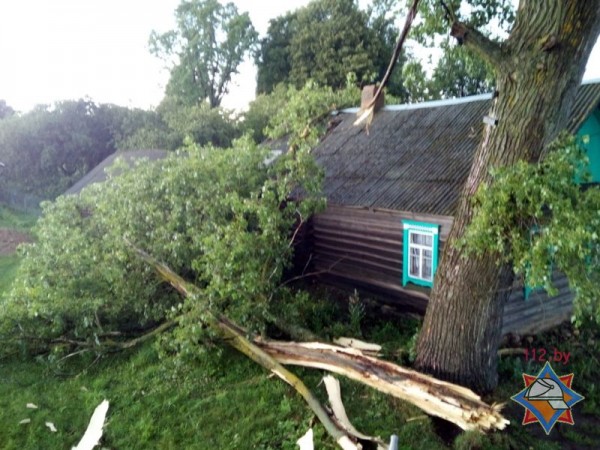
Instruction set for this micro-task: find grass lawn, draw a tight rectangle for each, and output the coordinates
[1,316,599,449]
[0,205,38,232]
[0,204,37,295]
[0,342,449,450]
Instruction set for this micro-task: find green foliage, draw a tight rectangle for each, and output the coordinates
[1,80,356,359]
[111,107,173,151]
[401,0,512,101]
[0,254,21,297]
[2,135,323,357]
[241,86,291,144]
[265,80,360,150]
[429,40,495,98]
[255,0,401,96]
[460,134,600,323]
[0,100,162,199]
[413,0,514,46]
[0,101,112,198]
[116,97,241,151]
[243,81,359,145]
[348,290,365,337]
[157,96,240,148]
[150,0,258,107]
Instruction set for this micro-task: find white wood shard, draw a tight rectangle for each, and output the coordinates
[26,403,38,409]
[296,428,314,450]
[72,399,109,450]
[323,376,387,450]
[333,337,382,356]
[19,418,31,425]
[45,422,57,432]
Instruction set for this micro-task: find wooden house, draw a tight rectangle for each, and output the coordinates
[302,80,600,335]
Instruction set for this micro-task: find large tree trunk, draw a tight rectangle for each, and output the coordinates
[415,0,600,393]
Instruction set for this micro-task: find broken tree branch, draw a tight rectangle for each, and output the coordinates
[130,243,509,433]
[128,243,361,450]
[259,340,509,432]
[450,22,505,70]
[439,0,505,70]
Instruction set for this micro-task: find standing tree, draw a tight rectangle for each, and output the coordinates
[428,39,495,98]
[150,0,258,108]
[256,0,403,95]
[413,0,600,393]
[255,12,297,95]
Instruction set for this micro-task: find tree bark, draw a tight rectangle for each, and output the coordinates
[415,0,600,393]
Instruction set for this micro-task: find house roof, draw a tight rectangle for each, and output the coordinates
[64,149,169,195]
[312,80,600,216]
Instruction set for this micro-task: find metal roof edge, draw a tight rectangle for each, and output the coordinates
[339,92,493,114]
[582,77,600,85]
[337,79,600,115]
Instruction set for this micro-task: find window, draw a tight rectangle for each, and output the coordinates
[402,220,440,288]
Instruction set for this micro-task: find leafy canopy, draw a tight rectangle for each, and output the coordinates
[255,0,404,97]
[1,81,359,360]
[460,134,600,324]
[0,100,138,199]
[150,0,258,107]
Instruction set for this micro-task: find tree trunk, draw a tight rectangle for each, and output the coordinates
[415,0,600,393]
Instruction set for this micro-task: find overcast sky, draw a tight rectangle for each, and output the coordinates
[0,0,599,113]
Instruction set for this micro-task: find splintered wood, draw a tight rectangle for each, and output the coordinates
[130,242,509,445]
[258,340,509,432]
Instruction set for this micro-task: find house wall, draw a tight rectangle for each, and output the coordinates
[309,204,452,313]
[502,272,573,335]
[306,204,573,334]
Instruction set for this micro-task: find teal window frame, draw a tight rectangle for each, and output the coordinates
[402,220,440,288]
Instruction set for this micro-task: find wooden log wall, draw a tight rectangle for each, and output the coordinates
[501,272,573,335]
[301,204,573,335]
[308,205,452,313]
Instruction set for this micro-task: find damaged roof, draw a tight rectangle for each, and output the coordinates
[312,80,600,216]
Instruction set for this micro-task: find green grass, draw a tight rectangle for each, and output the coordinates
[0,204,37,295]
[1,317,600,449]
[1,250,599,448]
[0,342,448,449]
[0,205,38,231]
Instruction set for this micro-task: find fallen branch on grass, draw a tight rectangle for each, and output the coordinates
[129,243,509,436]
[130,244,363,450]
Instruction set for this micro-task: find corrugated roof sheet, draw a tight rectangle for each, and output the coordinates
[64,149,169,195]
[313,81,600,216]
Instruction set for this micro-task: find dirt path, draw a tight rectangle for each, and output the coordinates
[0,228,32,256]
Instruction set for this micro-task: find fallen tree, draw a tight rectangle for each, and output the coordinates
[131,244,509,445]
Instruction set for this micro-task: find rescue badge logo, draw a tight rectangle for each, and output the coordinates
[511,361,584,434]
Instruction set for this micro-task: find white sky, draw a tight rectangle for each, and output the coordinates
[0,0,599,113]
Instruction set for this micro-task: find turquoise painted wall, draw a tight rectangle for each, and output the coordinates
[577,107,600,182]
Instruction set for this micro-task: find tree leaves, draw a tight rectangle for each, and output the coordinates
[460,134,600,324]
[150,0,258,108]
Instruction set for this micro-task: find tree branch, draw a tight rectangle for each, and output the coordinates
[439,0,505,70]
[450,22,504,70]
[129,242,509,433]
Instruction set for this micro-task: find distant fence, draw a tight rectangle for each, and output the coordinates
[0,187,43,215]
